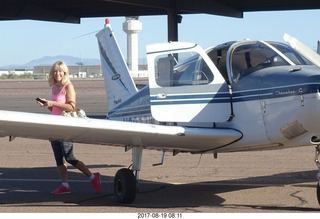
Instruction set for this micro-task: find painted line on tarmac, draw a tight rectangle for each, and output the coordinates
[0,178,301,187]
[0,178,112,183]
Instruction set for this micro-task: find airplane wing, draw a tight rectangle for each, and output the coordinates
[0,110,242,153]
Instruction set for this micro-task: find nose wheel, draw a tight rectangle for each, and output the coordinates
[315,145,320,205]
[311,136,320,205]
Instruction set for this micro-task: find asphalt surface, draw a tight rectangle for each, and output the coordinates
[0,79,320,216]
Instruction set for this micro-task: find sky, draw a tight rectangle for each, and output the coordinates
[1,9,320,66]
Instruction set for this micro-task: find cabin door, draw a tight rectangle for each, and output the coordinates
[147,43,231,123]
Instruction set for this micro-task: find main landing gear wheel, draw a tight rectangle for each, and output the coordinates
[317,182,320,205]
[114,168,137,204]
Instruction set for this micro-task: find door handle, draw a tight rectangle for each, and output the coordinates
[157,93,167,99]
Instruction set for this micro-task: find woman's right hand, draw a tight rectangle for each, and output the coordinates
[37,98,53,111]
[36,97,47,106]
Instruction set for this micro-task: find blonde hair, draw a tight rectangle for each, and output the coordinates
[48,61,71,87]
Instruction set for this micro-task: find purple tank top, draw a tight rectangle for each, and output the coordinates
[51,83,69,115]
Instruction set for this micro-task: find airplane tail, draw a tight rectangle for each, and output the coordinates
[96,20,138,112]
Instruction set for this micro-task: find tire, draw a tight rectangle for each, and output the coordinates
[317,182,320,206]
[114,168,137,204]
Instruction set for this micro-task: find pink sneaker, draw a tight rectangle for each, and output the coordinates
[91,172,101,193]
[51,185,71,195]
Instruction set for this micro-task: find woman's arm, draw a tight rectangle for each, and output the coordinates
[65,83,76,109]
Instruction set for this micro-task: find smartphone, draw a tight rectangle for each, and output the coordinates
[36,97,46,104]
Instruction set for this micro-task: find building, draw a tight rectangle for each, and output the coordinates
[33,65,102,79]
[0,63,148,79]
[33,64,148,79]
[0,68,33,79]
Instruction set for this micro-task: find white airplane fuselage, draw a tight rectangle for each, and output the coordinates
[107,39,320,154]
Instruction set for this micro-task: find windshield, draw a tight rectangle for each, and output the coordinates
[230,41,311,82]
[268,41,311,65]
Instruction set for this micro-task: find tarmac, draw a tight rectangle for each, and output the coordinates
[0,79,320,216]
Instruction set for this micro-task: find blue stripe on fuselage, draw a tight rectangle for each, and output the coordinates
[150,83,319,105]
[108,82,319,118]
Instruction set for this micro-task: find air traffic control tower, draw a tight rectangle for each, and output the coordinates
[123,16,142,77]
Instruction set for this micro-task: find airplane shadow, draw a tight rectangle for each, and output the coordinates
[0,165,319,212]
[132,170,320,212]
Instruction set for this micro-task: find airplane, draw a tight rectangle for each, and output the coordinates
[1,20,320,205]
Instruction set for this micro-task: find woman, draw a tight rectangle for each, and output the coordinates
[37,61,101,195]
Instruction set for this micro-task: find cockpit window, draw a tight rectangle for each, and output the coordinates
[268,41,311,65]
[231,41,294,82]
[154,52,214,87]
[206,42,234,83]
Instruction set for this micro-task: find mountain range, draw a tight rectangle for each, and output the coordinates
[1,55,101,69]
